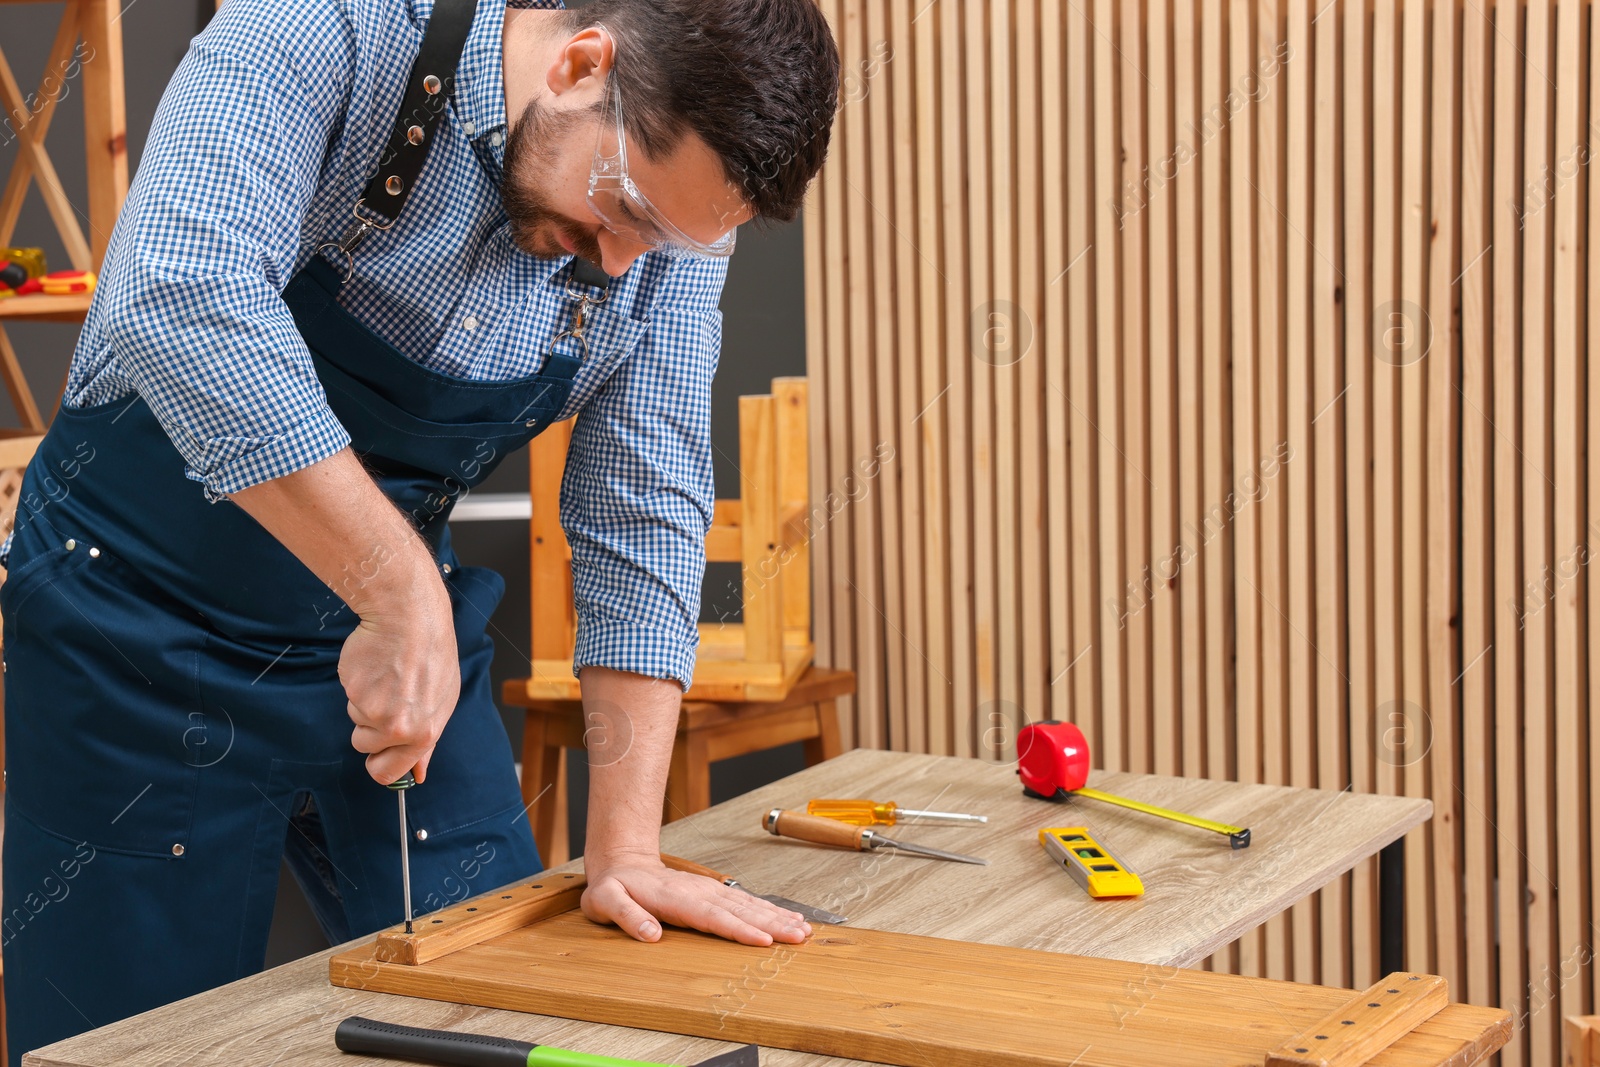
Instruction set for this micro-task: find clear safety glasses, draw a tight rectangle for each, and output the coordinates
[587,41,739,258]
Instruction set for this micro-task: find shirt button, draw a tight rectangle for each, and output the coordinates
[490,131,503,146]
[462,315,478,331]
[463,120,476,135]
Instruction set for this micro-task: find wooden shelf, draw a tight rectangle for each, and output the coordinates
[0,293,93,322]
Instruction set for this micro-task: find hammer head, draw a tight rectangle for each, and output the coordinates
[693,1045,760,1067]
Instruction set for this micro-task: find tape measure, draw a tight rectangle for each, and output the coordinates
[1039,827,1145,899]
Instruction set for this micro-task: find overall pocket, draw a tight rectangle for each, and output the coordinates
[2,540,203,858]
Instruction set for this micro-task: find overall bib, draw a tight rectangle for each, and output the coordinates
[0,3,589,1059]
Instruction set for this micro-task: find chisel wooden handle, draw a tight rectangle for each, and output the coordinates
[660,853,729,883]
[763,808,871,851]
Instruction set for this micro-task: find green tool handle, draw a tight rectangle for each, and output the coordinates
[335,1017,680,1067]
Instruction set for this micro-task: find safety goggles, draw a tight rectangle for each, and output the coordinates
[587,35,739,258]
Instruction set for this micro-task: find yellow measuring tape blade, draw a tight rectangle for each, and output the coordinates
[1073,786,1251,846]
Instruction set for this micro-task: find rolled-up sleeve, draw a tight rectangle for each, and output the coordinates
[561,257,728,690]
[89,0,356,500]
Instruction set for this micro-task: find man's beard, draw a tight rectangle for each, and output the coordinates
[500,99,606,267]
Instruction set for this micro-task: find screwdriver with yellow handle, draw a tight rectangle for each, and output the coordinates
[806,798,988,827]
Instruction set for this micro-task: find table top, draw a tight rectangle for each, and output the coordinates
[28,749,1433,1067]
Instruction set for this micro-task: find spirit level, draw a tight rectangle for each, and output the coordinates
[1038,827,1145,899]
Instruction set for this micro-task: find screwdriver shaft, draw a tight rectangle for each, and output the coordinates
[898,808,989,825]
[398,789,413,934]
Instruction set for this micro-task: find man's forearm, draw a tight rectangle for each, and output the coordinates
[231,446,442,617]
[579,666,685,859]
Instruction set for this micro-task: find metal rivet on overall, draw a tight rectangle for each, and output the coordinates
[64,538,76,551]
[88,547,101,559]
[441,564,452,576]
[385,175,404,196]
[415,829,428,842]
[172,843,186,857]
[423,74,442,95]
[525,419,537,428]
[407,125,425,146]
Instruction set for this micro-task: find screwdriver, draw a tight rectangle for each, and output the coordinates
[763,809,988,865]
[387,770,416,934]
[806,798,988,827]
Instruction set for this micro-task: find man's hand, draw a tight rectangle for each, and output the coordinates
[581,850,811,947]
[340,581,459,784]
[232,447,456,783]
[575,666,812,946]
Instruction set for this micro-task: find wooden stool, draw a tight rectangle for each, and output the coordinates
[507,666,854,866]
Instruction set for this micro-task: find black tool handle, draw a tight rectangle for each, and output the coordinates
[335,1016,534,1066]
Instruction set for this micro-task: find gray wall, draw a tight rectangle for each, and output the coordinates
[0,2,808,965]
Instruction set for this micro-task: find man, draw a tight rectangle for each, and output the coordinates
[0,0,839,1059]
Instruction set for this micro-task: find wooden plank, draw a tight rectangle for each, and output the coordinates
[991,0,1021,760]
[1455,0,1496,1012]
[529,421,575,661]
[1119,0,1151,775]
[914,0,951,757]
[1488,0,1527,1057]
[843,0,883,751]
[1065,0,1100,744]
[0,326,45,432]
[887,0,927,755]
[1551,0,1592,1039]
[1424,0,1464,1000]
[1590,0,1600,1018]
[372,874,586,966]
[940,0,975,757]
[1284,0,1317,986]
[1042,0,1073,730]
[1342,0,1378,992]
[1146,0,1180,781]
[1091,0,1125,773]
[76,0,128,270]
[1396,0,1432,980]
[1521,0,1560,1056]
[863,0,906,753]
[818,0,853,748]
[1199,0,1233,795]
[1311,0,1348,992]
[1018,0,1049,742]
[964,0,994,755]
[739,395,783,665]
[1173,0,1203,780]
[1265,974,1447,1067]
[773,378,811,640]
[1254,0,1291,983]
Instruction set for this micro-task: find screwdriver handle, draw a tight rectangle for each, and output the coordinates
[806,798,896,826]
[388,770,417,790]
[764,808,871,851]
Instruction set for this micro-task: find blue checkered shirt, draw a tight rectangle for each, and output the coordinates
[61,0,725,689]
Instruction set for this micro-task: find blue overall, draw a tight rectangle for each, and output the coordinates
[0,246,586,1060]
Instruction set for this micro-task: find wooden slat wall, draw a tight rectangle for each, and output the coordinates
[802,1,1597,1064]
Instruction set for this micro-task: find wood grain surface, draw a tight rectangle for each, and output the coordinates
[26,750,1438,1067]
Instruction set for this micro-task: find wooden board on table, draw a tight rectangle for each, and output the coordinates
[332,905,1509,1067]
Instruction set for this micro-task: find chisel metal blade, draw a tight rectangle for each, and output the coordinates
[879,837,989,865]
[749,891,849,926]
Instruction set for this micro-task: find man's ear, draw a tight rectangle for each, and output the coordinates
[546,26,614,96]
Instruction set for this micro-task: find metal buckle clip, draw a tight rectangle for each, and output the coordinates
[316,198,398,282]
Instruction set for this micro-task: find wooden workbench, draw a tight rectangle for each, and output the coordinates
[27,749,1440,1066]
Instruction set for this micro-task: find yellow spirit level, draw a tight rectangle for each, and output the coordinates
[1038,827,1145,899]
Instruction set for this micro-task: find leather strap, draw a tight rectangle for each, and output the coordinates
[360,0,479,223]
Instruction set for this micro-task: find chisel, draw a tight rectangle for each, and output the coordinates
[335,1016,759,1066]
[762,809,988,865]
[387,770,416,934]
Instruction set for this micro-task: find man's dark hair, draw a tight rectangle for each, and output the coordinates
[565,0,841,223]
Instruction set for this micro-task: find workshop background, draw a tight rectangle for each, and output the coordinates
[3,2,1599,1067]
